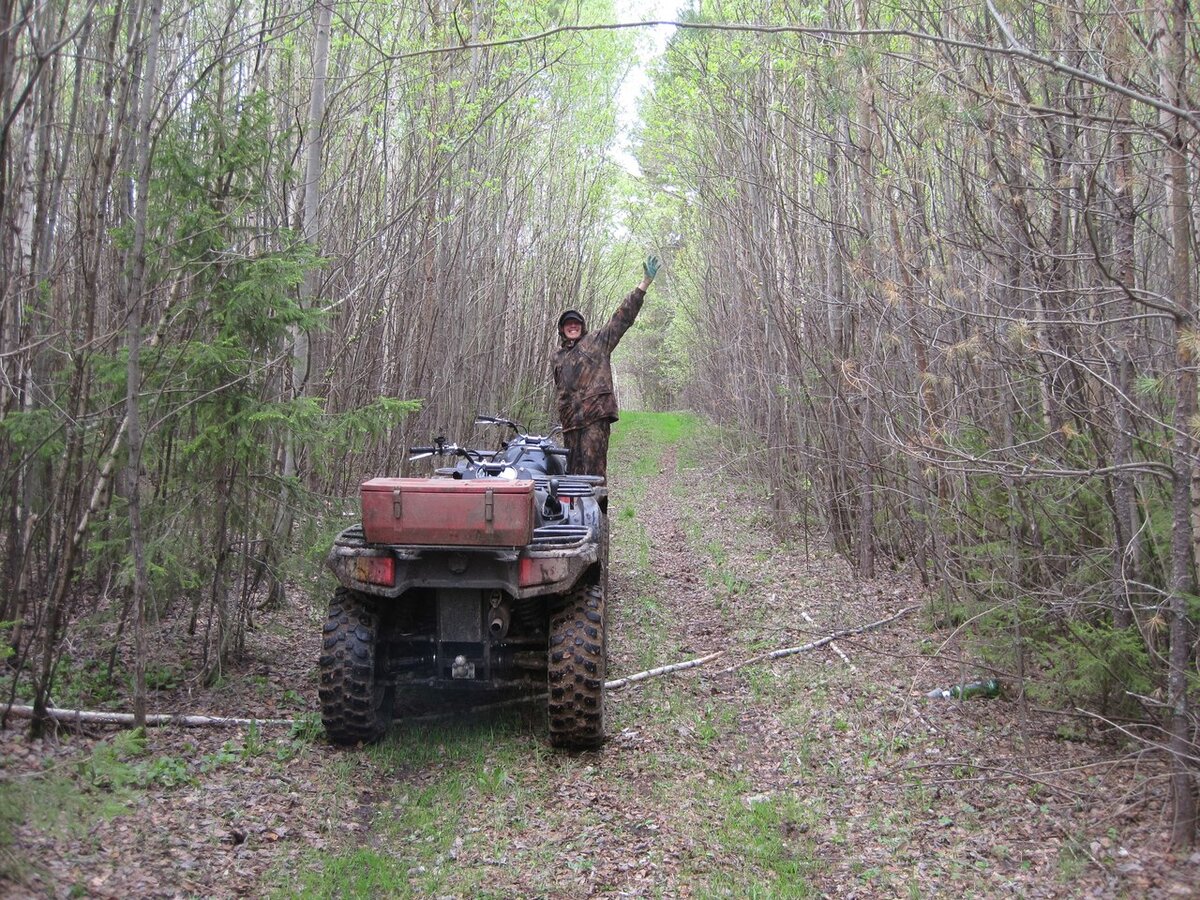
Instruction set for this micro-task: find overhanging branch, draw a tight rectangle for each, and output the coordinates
[357,18,1199,134]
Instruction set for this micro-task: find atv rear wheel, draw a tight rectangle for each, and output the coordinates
[547,583,606,749]
[318,587,394,745]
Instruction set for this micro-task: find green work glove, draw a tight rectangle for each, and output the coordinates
[643,254,660,280]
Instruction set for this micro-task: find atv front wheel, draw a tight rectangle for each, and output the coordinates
[547,583,607,749]
[318,587,394,745]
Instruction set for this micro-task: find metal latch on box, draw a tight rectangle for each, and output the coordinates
[393,487,402,518]
[484,488,494,523]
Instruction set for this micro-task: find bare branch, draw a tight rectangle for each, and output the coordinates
[348,17,1200,132]
[606,651,725,690]
[716,607,918,675]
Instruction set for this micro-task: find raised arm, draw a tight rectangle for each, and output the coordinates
[594,255,660,353]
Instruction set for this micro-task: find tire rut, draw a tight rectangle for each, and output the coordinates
[615,445,732,660]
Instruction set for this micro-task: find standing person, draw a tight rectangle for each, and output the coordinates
[553,255,660,479]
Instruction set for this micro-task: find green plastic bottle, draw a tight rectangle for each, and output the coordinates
[926,678,1000,700]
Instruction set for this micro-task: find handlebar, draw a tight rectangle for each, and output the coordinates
[408,443,494,463]
[409,417,565,467]
[474,414,523,434]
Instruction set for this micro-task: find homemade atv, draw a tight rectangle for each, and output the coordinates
[318,415,609,749]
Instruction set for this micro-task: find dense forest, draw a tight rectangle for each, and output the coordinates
[1,0,1197,852]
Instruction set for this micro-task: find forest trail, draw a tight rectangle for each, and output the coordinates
[2,412,1197,897]
[7,5,1199,882]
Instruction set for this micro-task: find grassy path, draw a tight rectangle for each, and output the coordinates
[3,411,1195,897]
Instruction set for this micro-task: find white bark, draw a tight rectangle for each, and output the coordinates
[3,705,295,729]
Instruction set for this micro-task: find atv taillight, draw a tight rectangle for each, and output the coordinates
[354,556,395,586]
[518,556,567,587]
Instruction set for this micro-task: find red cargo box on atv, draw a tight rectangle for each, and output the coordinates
[360,478,535,546]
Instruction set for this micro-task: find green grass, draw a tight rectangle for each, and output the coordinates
[611,410,706,476]
[611,410,702,448]
[0,768,120,893]
[1,720,328,884]
[683,777,818,896]
[274,720,553,897]
[0,758,130,835]
[274,848,412,899]
[608,411,826,893]
[0,730,166,887]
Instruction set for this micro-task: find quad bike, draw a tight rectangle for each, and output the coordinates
[318,415,609,749]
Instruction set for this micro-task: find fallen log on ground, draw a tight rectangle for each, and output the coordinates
[1,705,295,729]
[801,607,855,670]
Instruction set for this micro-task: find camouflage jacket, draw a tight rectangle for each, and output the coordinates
[553,287,646,432]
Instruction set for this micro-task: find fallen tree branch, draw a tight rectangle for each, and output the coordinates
[801,607,856,671]
[605,651,724,690]
[1,705,295,729]
[715,605,918,675]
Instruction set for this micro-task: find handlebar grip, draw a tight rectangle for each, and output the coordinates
[409,446,437,455]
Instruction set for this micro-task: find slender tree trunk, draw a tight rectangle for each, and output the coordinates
[124,0,162,728]
[1158,0,1198,851]
[1108,11,1137,629]
[265,0,333,610]
[853,0,878,579]
[825,120,854,559]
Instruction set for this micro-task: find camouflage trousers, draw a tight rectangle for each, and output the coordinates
[563,421,611,480]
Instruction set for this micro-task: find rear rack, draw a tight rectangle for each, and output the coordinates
[529,524,590,550]
[334,521,592,554]
[532,476,599,498]
[335,524,366,545]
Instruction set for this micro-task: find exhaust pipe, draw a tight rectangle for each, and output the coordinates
[489,604,511,639]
